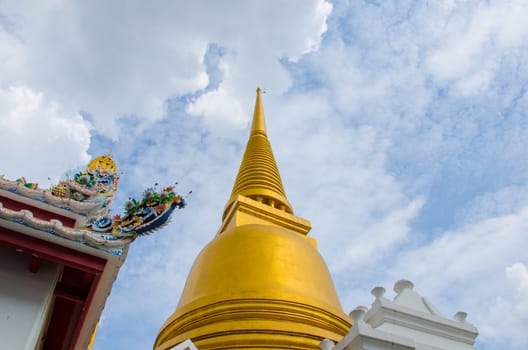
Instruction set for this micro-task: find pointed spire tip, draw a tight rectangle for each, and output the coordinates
[223,87,293,219]
[251,87,267,136]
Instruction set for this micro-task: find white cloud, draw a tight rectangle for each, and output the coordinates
[186,87,247,132]
[0,85,91,183]
[455,185,528,225]
[186,0,333,132]
[0,29,26,84]
[507,263,528,314]
[426,0,528,95]
[1,0,333,138]
[483,263,528,347]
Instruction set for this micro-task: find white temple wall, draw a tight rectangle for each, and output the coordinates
[376,322,474,350]
[0,245,60,350]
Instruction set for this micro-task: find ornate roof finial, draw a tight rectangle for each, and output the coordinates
[86,153,117,173]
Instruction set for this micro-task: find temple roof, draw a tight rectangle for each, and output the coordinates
[0,177,103,217]
[0,153,185,256]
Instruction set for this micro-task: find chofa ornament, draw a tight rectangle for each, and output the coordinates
[87,185,187,237]
[51,153,119,206]
[2,152,186,242]
[63,153,188,238]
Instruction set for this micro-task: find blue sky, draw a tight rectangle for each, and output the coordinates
[1,1,528,349]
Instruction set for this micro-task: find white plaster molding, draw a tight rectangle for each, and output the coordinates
[334,280,478,350]
[365,298,477,345]
[0,178,101,215]
[0,202,132,250]
[333,318,416,350]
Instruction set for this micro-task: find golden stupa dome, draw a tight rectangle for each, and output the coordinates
[154,89,351,349]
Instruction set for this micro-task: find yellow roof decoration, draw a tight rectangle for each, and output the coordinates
[86,153,117,173]
[223,88,293,218]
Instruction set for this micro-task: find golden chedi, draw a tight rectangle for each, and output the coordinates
[154,89,351,349]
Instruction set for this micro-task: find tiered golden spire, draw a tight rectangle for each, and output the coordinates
[155,89,351,350]
[223,88,292,219]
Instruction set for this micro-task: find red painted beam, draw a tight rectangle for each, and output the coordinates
[70,272,102,350]
[44,269,97,350]
[55,282,87,305]
[0,227,106,274]
[0,195,76,227]
[29,255,41,273]
[43,297,83,350]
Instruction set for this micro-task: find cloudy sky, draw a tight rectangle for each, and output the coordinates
[2,1,528,349]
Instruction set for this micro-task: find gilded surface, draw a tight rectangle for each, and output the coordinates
[224,88,292,217]
[155,89,351,350]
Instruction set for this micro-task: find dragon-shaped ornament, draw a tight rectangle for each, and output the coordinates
[50,153,186,238]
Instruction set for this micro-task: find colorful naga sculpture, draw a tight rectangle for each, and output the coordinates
[0,153,185,256]
[50,153,186,238]
[86,185,186,237]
